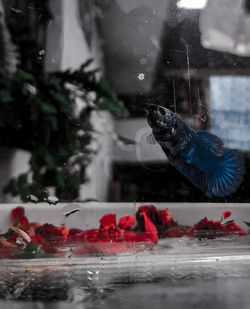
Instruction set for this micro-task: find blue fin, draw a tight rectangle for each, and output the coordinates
[167,148,245,197]
[197,131,224,156]
[208,149,245,197]
[165,150,210,196]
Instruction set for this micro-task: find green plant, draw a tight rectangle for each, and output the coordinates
[0,60,128,202]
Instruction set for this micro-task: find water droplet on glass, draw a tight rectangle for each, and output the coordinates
[140,58,146,65]
[138,73,145,80]
[16,236,27,249]
[10,7,22,13]
[201,115,207,122]
[27,194,38,202]
[16,236,23,245]
[62,204,81,216]
[38,50,46,55]
[44,196,59,205]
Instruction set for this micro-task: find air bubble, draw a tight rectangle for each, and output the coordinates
[140,58,146,65]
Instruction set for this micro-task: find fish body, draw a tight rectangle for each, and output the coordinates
[147,105,245,197]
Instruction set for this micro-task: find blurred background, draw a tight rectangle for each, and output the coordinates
[0,0,250,203]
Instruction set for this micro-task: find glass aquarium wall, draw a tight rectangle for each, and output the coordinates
[0,0,249,203]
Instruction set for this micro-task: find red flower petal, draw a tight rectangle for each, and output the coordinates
[190,217,227,238]
[137,211,158,244]
[11,207,25,220]
[7,234,18,243]
[223,211,232,220]
[100,214,116,228]
[224,222,247,236]
[118,216,135,230]
[136,206,177,237]
[11,207,28,225]
[68,228,100,242]
[84,229,99,242]
[136,205,163,233]
[99,224,124,242]
[123,230,140,242]
[34,234,42,244]
[20,217,29,225]
[37,224,69,241]
[161,208,175,227]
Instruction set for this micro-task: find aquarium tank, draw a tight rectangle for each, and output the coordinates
[0,1,250,308]
[0,0,249,204]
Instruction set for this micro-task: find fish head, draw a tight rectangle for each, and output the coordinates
[147,104,177,136]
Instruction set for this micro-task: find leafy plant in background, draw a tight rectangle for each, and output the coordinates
[0,60,128,202]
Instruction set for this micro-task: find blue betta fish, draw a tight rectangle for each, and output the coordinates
[146,104,245,197]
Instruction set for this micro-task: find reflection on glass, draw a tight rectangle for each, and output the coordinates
[0,1,249,203]
[211,76,250,151]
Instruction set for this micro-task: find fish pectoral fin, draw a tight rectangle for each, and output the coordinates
[197,131,224,156]
[146,133,157,145]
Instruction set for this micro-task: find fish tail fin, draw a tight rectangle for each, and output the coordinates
[208,149,245,197]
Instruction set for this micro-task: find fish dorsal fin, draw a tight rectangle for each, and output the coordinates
[197,131,224,155]
[146,133,157,145]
